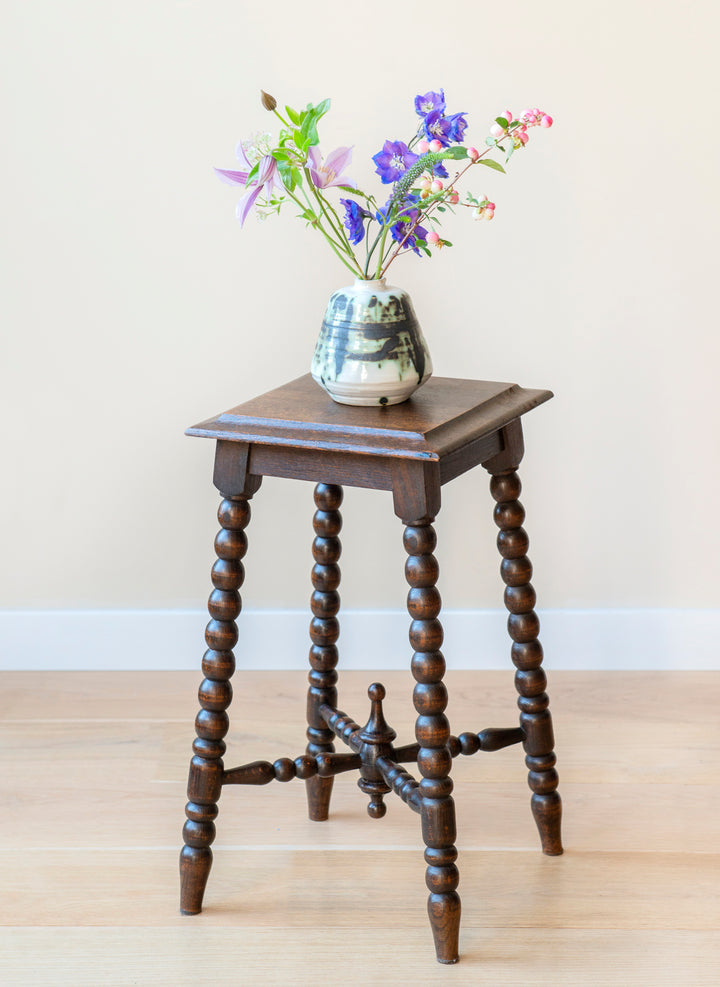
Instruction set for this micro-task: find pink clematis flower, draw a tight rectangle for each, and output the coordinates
[215,142,284,227]
[307,146,356,189]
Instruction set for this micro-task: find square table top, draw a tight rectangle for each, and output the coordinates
[187,374,552,464]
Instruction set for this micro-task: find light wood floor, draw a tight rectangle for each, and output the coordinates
[2,670,719,986]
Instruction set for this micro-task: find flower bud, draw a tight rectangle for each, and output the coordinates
[490,123,505,138]
[427,231,441,245]
[467,147,480,161]
[430,180,443,193]
[417,139,430,154]
[448,191,459,205]
[260,90,277,111]
[429,139,443,153]
[540,114,553,128]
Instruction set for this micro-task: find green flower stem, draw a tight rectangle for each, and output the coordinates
[304,171,352,251]
[407,124,426,151]
[302,170,364,276]
[379,221,418,277]
[373,223,392,280]
[281,184,361,277]
[363,223,386,278]
[272,108,291,128]
[296,181,361,277]
[320,232,364,276]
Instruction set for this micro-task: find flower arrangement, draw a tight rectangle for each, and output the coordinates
[216,89,553,281]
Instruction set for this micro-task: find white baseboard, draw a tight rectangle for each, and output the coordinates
[0,608,717,671]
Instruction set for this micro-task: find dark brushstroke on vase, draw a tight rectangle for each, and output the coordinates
[320,289,426,383]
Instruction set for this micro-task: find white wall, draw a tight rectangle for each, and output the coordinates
[2,1,719,667]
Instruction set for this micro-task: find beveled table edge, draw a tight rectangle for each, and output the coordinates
[186,375,553,461]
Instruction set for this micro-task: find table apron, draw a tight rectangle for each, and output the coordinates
[242,430,505,492]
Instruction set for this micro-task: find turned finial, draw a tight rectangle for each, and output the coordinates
[360,682,397,745]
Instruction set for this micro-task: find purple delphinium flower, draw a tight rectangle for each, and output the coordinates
[377,196,428,255]
[422,110,454,147]
[307,146,356,189]
[446,112,469,143]
[215,142,283,227]
[391,208,428,255]
[414,90,446,117]
[340,198,372,245]
[372,140,419,184]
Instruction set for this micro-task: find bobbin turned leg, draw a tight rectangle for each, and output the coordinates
[485,422,563,856]
[305,483,343,821]
[404,519,461,964]
[180,448,261,914]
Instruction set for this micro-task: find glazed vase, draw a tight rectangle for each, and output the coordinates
[311,277,433,406]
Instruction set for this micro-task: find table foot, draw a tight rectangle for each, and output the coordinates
[180,846,213,915]
[428,890,461,964]
[305,775,334,821]
[531,789,563,856]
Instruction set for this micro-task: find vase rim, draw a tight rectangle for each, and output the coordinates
[353,276,387,289]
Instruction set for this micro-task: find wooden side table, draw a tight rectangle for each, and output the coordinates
[179,373,563,964]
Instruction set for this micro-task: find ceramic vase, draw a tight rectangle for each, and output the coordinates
[311,277,433,406]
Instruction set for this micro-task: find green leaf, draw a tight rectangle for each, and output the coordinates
[314,98,331,118]
[477,158,506,174]
[437,206,446,213]
[297,208,317,225]
[442,240,453,247]
[276,159,295,192]
[285,105,300,125]
[505,142,515,163]
[272,148,290,162]
[300,112,319,147]
[495,117,509,129]
[444,146,468,159]
[485,136,496,147]
[246,161,260,184]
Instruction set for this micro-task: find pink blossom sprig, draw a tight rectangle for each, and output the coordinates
[381,108,553,267]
